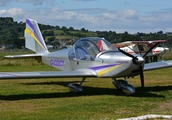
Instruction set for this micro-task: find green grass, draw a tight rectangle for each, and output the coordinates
[0,57,172,119]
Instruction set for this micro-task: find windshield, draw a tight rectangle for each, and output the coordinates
[68,37,118,60]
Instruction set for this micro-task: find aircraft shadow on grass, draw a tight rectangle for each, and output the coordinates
[0,81,172,101]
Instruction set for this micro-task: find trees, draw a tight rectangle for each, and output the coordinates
[0,17,22,48]
[47,36,55,44]
[43,30,54,36]
[7,29,19,40]
[69,27,74,31]
[55,25,60,30]
[119,32,140,42]
[81,28,88,33]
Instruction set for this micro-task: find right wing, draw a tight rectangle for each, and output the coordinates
[0,69,97,79]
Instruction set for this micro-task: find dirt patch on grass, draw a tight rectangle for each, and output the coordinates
[149,100,172,114]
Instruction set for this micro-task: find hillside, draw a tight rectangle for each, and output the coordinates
[0,17,172,49]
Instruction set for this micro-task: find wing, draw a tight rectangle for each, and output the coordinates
[114,40,167,49]
[144,60,172,71]
[113,41,133,48]
[114,40,167,46]
[0,69,97,79]
[132,40,167,44]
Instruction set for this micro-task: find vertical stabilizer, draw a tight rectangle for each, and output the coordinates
[25,19,48,53]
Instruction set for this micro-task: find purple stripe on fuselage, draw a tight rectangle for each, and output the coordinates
[89,64,120,71]
[26,19,47,49]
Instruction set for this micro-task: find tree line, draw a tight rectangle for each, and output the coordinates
[0,17,172,49]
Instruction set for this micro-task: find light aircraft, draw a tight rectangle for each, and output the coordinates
[114,41,169,62]
[0,19,172,95]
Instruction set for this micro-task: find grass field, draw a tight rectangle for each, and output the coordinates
[0,53,172,119]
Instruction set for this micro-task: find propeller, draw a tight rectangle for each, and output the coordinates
[119,42,161,88]
[141,42,162,88]
[118,48,144,87]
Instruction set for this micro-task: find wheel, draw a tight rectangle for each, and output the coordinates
[112,79,128,90]
[121,84,135,95]
[68,83,83,94]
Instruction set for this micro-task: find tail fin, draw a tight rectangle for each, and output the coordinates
[25,19,48,53]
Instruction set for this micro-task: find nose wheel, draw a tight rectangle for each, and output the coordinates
[112,78,135,95]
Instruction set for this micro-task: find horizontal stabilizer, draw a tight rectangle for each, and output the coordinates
[3,54,42,62]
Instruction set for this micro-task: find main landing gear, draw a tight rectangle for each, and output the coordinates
[112,78,135,95]
[67,77,135,96]
[68,77,86,94]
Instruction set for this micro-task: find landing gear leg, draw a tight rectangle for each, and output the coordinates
[153,56,158,62]
[112,78,135,95]
[68,77,86,94]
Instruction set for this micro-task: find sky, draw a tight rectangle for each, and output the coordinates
[0,0,172,33]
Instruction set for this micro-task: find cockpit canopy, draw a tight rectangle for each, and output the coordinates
[69,37,118,60]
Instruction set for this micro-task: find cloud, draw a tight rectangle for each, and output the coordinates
[0,8,24,16]
[0,5,172,33]
[0,8,24,21]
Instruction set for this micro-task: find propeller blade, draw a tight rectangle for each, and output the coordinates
[118,48,139,65]
[139,66,144,88]
[143,42,160,58]
[118,48,135,59]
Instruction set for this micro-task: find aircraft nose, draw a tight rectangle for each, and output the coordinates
[118,48,145,65]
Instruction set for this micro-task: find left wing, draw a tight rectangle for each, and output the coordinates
[0,69,97,79]
[144,60,172,71]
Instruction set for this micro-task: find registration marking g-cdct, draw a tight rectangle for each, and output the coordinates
[50,59,64,67]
